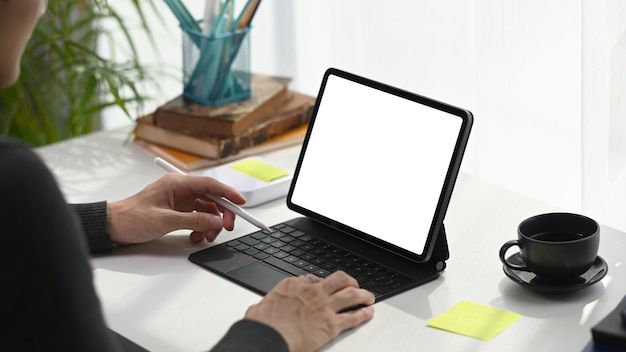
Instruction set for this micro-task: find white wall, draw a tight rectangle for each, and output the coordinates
[101,1,626,231]
[582,0,626,231]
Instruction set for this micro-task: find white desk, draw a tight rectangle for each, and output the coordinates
[36,126,626,352]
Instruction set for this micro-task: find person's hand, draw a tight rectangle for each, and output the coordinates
[107,174,246,245]
[244,271,376,352]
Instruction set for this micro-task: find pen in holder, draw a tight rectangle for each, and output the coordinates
[182,24,251,106]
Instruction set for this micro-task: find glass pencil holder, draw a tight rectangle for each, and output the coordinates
[181,25,251,106]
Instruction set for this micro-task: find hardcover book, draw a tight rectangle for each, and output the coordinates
[136,92,314,159]
[134,124,309,171]
[153,74,291,137]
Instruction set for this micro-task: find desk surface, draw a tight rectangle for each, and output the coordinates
[36,126,626,352]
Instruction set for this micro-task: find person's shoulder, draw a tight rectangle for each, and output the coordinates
[0,136,37,156]
[0,136,49,175]
[0,136,30,149]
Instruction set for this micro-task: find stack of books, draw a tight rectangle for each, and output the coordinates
[134,74,316,170]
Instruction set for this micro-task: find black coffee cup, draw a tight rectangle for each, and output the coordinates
[499,212,600,283]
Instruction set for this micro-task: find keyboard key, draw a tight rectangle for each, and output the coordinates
[251,232,268,240]
[234,244,250,251]
[352,266,366,274]
[283,256,298,263]
[271,241,286,248]
[372,285,393,294]
[289,249,306,257]
[264,247,279,255]
[290,240,305,247]
[313,269,331,277]
[303,264,319,272]
[330,257,346,265]
[270,231,286,239]
[299,244,315,251]
[254,252,270,260]
[273,251,289,259]
[290,230,305,237]
[359,280,374,289]
[343,261,357,269]
[261,237,277,244]
[321,263,337,271]
[254,243,270,251]
[320,253,336,260]
[281,235,295,243]
[293,260,309,267]
[226,240,241,247]
[309,248,325,256]
[280,226,296,233]
[244,248,260,256]
[301,253,315,261]
[311,258,326,266]
[239,236,260,246]
[263,256,307,276]
[280,245,296,253]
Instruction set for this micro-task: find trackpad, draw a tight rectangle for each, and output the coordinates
[228,262,290,294]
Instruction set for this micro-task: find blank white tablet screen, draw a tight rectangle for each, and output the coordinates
[290,74,463,256]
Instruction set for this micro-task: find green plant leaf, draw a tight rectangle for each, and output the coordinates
[0,0,164,147]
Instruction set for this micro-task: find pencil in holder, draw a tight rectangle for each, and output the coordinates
[182,26,251,106]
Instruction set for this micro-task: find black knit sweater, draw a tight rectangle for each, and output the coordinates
[0,137,288,352]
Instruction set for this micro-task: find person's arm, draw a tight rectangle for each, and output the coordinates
[105,173,246,245]
[211,320,289,352]
[1,138,122,351]
[69,172,248,254]
[70,201,114,253]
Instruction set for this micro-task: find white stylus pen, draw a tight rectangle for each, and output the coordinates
[154,157,272,232]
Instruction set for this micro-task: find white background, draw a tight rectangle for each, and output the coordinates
[101,1,626,233]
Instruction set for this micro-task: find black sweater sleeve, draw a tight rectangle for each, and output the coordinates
[211,319,290,352]
[70,201,114,253]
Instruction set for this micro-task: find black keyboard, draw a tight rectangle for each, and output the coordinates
[225,223,415,297]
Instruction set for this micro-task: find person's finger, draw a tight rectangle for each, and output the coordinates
[333,304,375,331]
[221,208,237,231]
[193,198,237,231]
[183,175,247,205]
[321,270,359,294]
[301,273,321,284]
[189,231,204,243]
[164,210,223,234]
[331,286,376,313]
[193,199,220,215]
[189,229,220,243]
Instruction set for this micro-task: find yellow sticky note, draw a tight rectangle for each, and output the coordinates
[230,159,289,183]
[427,301,521,341]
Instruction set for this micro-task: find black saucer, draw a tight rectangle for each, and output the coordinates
[503,253,608,294]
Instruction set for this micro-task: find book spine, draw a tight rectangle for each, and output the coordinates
[153,105,233,137]
[136,120,222,159]
[217,102,312,158]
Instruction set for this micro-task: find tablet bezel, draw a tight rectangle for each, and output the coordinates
[286,68,473,263]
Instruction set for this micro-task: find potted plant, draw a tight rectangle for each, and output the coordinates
[0,0,162,147]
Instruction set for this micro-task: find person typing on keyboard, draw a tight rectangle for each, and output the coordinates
[0,1,375,351]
